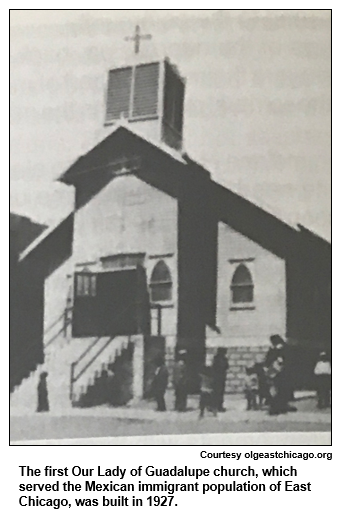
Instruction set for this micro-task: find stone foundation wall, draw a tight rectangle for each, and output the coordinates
[206,345,269,393]
[164,345,269,393]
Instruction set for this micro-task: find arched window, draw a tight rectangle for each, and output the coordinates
[150,260,172,302]
[230,264,254,304]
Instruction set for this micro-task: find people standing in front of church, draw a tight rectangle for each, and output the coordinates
[253,360,270,408]
[267,356,297,415]
[314,352,331,409]
[265,334,285,367]
[37,371,49,412]
[212,347,229,412]
[199,365,217,418]
[173,350,188,412]
[267,356,286,415]
[244,365,259,410]
[265,334,294,402]
[151,355,169,412]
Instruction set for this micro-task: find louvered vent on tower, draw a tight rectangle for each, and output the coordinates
[105,67,132,122]
[104,58,185,151]
[132,63,159,117]
[106,62,159,122]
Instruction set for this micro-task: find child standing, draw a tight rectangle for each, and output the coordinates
[199,366,217,418]
[244,366,259,410]
[253,361,270,408]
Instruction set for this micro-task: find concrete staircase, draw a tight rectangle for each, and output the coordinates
[10,328,131,414]
[70,335,131,405]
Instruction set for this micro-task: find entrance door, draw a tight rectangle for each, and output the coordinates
[72,268,150,337]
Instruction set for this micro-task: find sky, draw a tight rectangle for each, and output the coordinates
[10,10,331,240]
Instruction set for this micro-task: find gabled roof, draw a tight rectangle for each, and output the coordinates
[20,213,72,261]
[10,213,47,255]
[59,123,188,186]
[297,224,331,249]
[21,123,330,265]
[19,213,74,279]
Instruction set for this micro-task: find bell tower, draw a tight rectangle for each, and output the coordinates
[105,27,185,151]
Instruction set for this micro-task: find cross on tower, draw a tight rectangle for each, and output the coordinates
[124,25,152,54]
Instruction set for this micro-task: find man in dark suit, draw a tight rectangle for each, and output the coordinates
[212,348,229,412]
[173,350,188,412]
[152,356,169,412]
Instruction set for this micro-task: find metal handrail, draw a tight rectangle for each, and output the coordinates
[72,335,104,369]
[45,320,71,349]
[71,302,135,372]
[73,336,115,384]
[69,301,141,401]
[44,310,66,335]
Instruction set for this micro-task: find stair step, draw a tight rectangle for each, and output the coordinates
[11,335,131,414]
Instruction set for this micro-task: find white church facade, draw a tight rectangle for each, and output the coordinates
[10,54,331,412]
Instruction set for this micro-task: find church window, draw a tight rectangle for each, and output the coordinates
[75,273,97,297]
[230,264,254,305]
[150,260,172,303]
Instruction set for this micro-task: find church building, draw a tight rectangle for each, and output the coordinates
[10,38,331,412]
